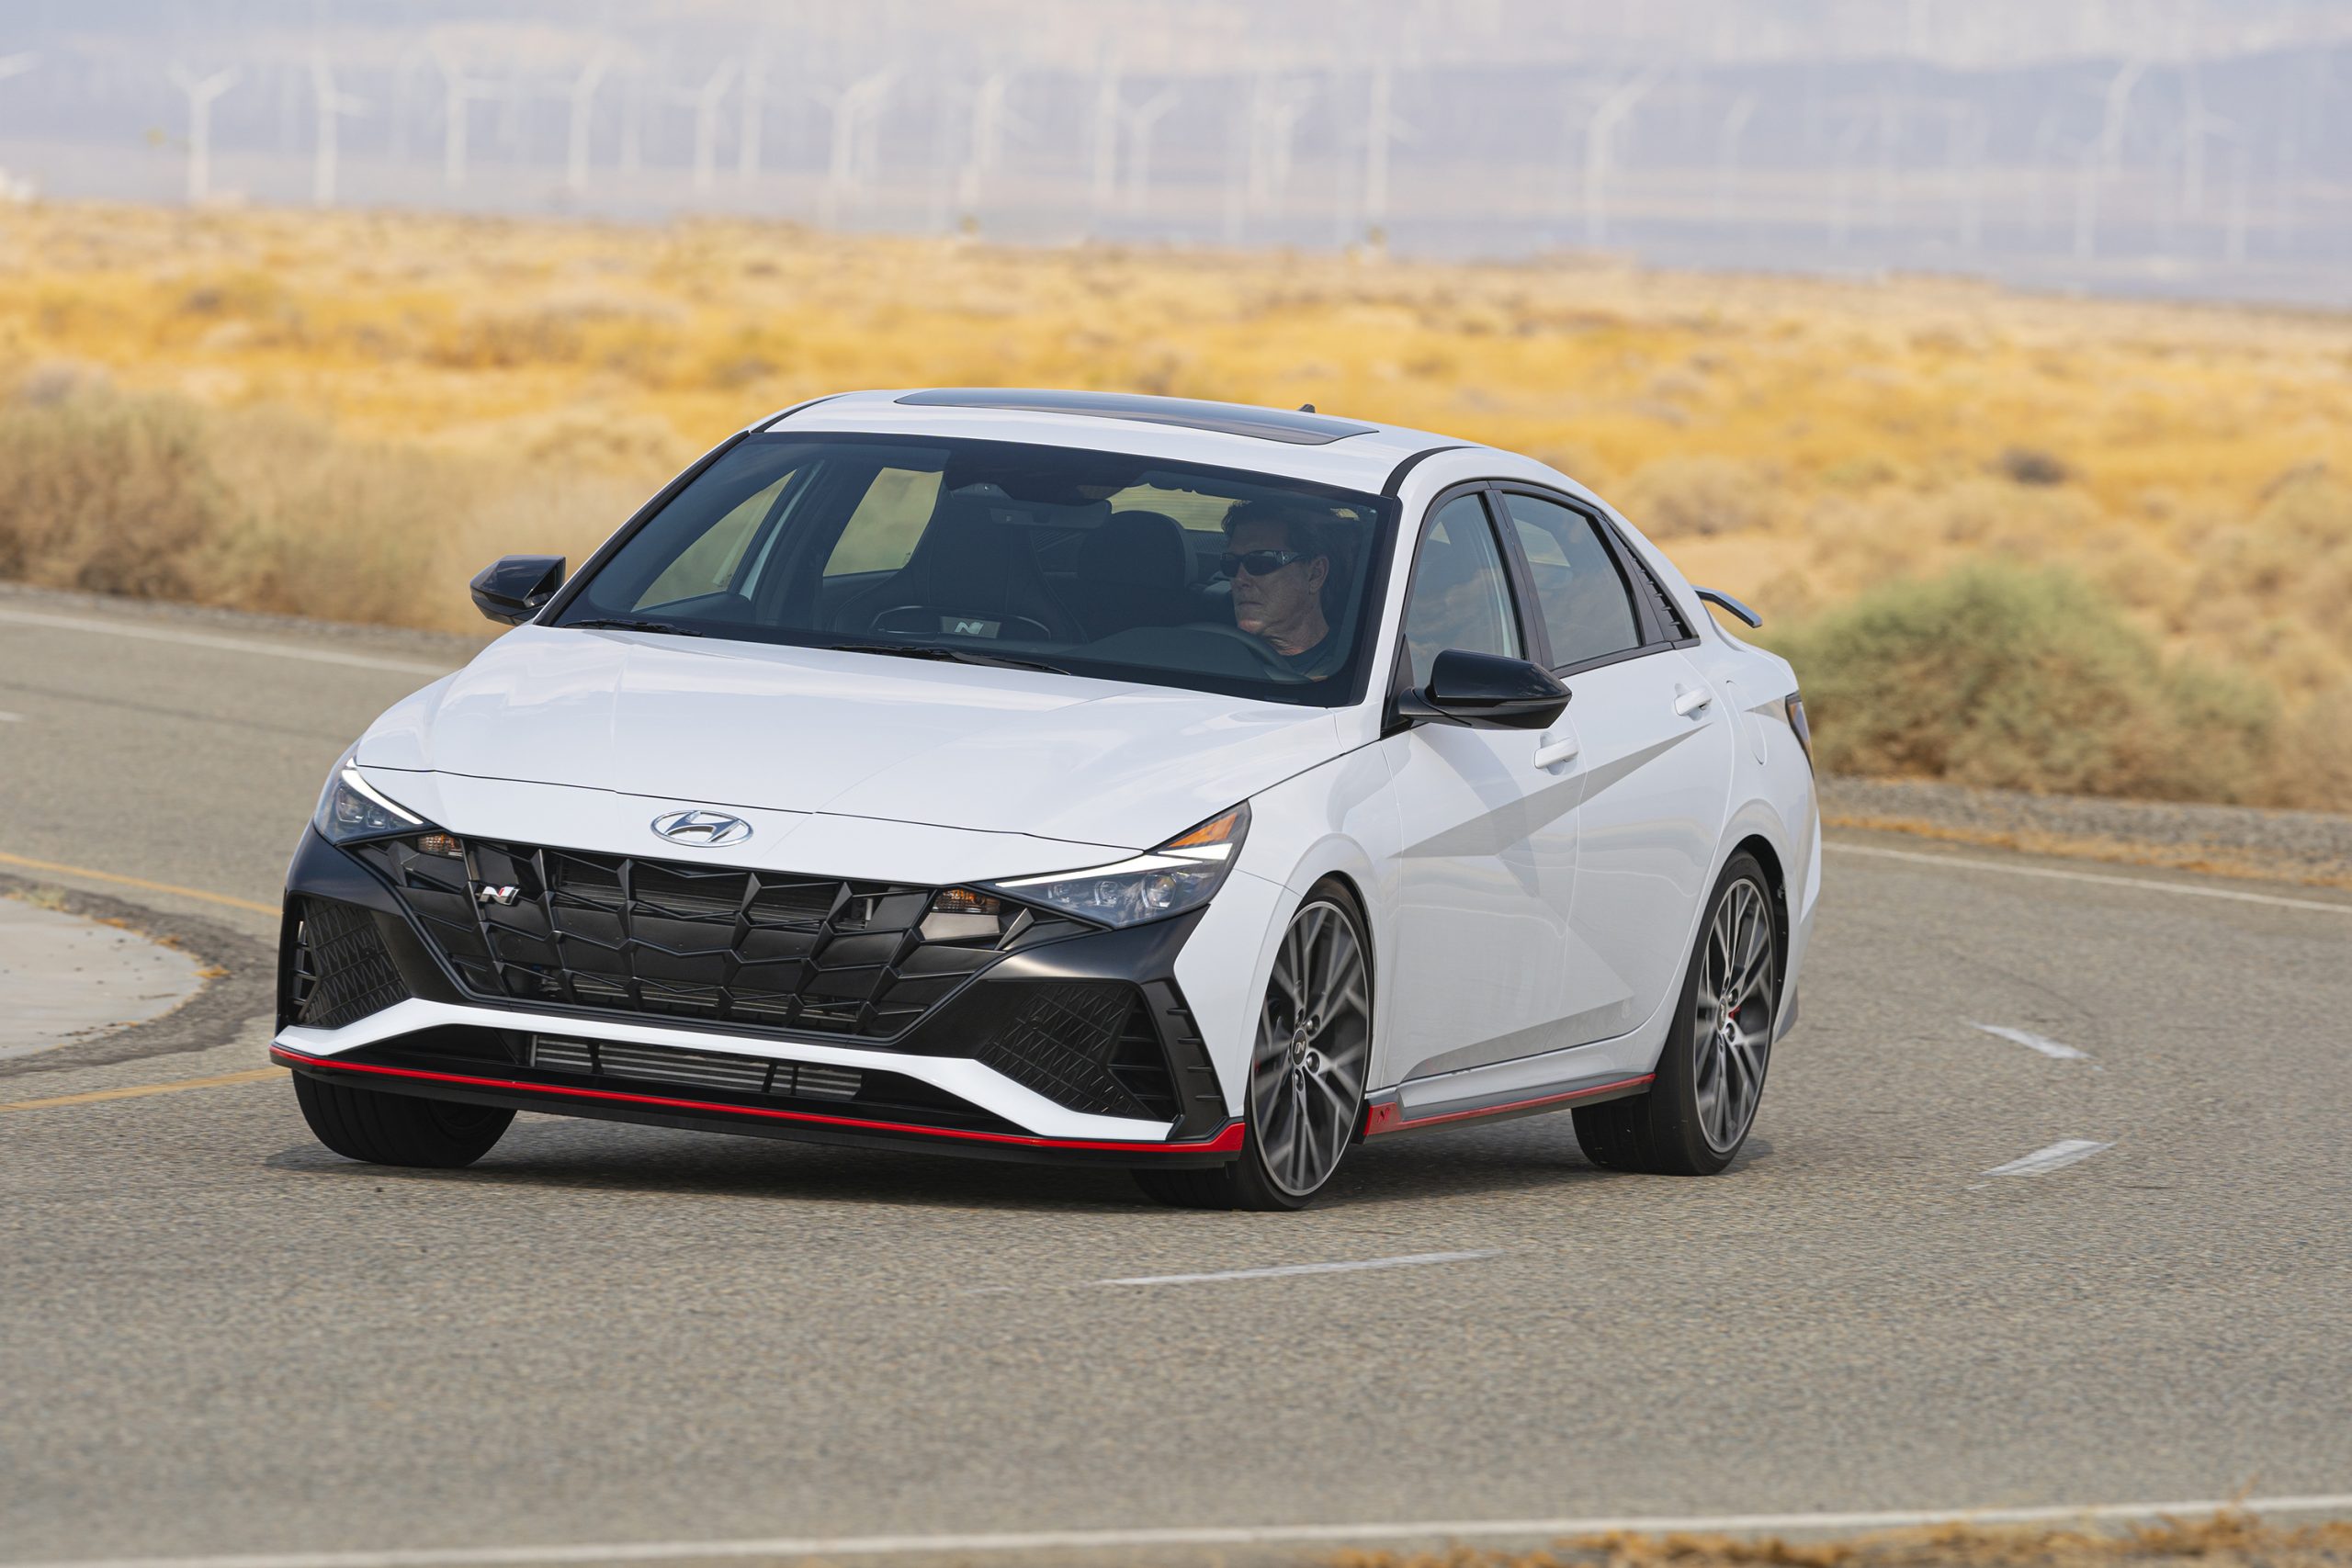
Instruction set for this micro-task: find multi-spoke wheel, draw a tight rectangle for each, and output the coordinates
[1134,883,1372,1211]
[1574,852,1779,1176]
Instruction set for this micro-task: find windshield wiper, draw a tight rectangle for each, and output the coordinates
[823,641,1067,675]
[565,617,705,637]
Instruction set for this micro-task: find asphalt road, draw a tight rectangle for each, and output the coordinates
[3,592,2349,1566]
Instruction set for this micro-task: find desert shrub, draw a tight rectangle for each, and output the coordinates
[2266,684,2352,812]
[1614,455,1780,537]
[1770,563,2275,802]
[1995,446,2072,485]
[0,387,226,596]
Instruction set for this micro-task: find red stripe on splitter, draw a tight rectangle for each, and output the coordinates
[1363,1074,1656,1135]
[270,1045,1245,1155]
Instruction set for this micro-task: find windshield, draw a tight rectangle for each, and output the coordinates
[549,434,1396,707]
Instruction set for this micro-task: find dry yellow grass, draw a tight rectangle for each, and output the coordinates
[1329,1513,2352,1568]
[0,201,2345,803]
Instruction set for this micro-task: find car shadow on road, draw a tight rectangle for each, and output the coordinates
[260,1117,1771,1213]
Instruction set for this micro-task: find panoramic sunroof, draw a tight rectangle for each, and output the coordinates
[895,388,1376,446]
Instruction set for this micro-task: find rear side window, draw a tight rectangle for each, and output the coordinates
[1400,495,1521,685]
[1497,492,1642,670]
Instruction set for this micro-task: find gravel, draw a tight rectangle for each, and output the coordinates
[1821,774,2352,888]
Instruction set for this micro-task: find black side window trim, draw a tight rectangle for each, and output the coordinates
[1397,481,1534,677]
[1478,480,1687,673]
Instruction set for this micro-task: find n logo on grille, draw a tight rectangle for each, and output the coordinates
[476,885,522,906]
[651,808,752,849]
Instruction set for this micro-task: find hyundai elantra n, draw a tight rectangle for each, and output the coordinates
[277,389,1818,1209]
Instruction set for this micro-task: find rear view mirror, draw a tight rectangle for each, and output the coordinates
[470,555,566,626]
[1396,649,1570,731]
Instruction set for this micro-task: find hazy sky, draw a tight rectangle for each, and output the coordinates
[1,1,2344,305]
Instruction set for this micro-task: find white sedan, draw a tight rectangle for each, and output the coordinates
[277,389,1819,1209]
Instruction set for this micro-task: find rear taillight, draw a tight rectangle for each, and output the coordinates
[1784,693,1814,768]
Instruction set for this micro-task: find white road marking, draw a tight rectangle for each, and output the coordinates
[1969,1022,2090,1061]
[17,1492,2352,1568]
[1826,840,2352,915]
[0,608,454,677]
[1985,1139,2113,1177]
[0,710,21,721]
[1090,1249,1501,1288]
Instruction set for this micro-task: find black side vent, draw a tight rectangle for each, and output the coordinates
[1626,548,1693,640]
[288,898,408,1031]
[976,983,1178,1122]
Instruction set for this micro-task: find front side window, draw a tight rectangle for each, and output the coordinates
[1399,494,1521,686]
[555,436,1393,707]
[1498,491,1643,670]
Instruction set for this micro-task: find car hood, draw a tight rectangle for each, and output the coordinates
[356,626,1346,852]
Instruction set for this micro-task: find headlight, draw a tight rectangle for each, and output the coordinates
[986,804,1250,928]
[313,755,429,845]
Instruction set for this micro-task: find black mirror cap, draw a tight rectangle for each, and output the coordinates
[469,555,566,626]
[1401,649,1571,730]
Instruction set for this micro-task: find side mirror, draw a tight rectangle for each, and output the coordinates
[469,555,566,626]
[1395,649,1570,731]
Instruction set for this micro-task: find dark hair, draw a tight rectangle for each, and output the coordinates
[1224,499,1336,564]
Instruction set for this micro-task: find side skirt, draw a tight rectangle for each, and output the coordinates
[1360,1072,1654,1139]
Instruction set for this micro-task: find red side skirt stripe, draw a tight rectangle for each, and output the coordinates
[271,1045,1245,1155]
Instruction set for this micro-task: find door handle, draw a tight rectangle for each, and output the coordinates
[1673,685,1713,718]
[1534,734,1579,770]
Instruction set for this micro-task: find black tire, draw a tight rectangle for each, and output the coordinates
[1135,879,1373,1212]
[292,1073,514,1168]
[1574,852,1778,1176]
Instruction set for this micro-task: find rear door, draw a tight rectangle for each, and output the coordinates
[1491,488,1735,1045]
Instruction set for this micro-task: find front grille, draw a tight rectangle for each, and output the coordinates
[530,1035,861,1100]
[349,836,1087,1040]
[976,982,1178,1121]
[287,897,408,1030]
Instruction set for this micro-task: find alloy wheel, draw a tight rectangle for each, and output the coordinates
[1692,876,1775,1155]
[1248,899,1373,1198]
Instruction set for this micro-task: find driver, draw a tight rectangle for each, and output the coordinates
[1223,500,1346,679]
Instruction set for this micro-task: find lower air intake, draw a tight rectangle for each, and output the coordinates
[530,1036,861,1101]
[289,898,408,1031]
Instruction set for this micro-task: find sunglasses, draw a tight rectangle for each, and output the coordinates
[1220,547,1311,578]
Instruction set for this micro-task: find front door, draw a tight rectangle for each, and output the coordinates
[1376,492,1587,1086]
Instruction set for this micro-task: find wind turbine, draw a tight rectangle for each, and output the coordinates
[2077,56,2150,261]
[564,45,615,196]
[738,46,767,186]
[1713,90,1759,224]
[1362,59,1417,235]
[1582,67,1660,248]
[1121,86,1179,213]
[956,69,1015,216]
[0,52,37,200]
[820,68,895,229]
[1089,60,1124,211]
[428,41,491,192]
[685,60,737,193]
[310,51,367,207]
[168,63,240,206]
[1245,72,1314,216]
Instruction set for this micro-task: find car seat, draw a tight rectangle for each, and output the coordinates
[830,492,1081,642]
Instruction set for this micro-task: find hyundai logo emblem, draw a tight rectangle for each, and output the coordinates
[651,808,752,849]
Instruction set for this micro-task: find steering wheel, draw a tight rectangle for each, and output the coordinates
[1177,621,1307,681]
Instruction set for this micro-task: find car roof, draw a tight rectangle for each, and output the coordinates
[761,388,1476,495]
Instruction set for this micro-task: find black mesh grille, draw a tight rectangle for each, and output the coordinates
[977,982,1178,1121]
[349,836,1080,1041]
[288,897,408,1030]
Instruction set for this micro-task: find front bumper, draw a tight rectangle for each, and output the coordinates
[277,829,1239,1163]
